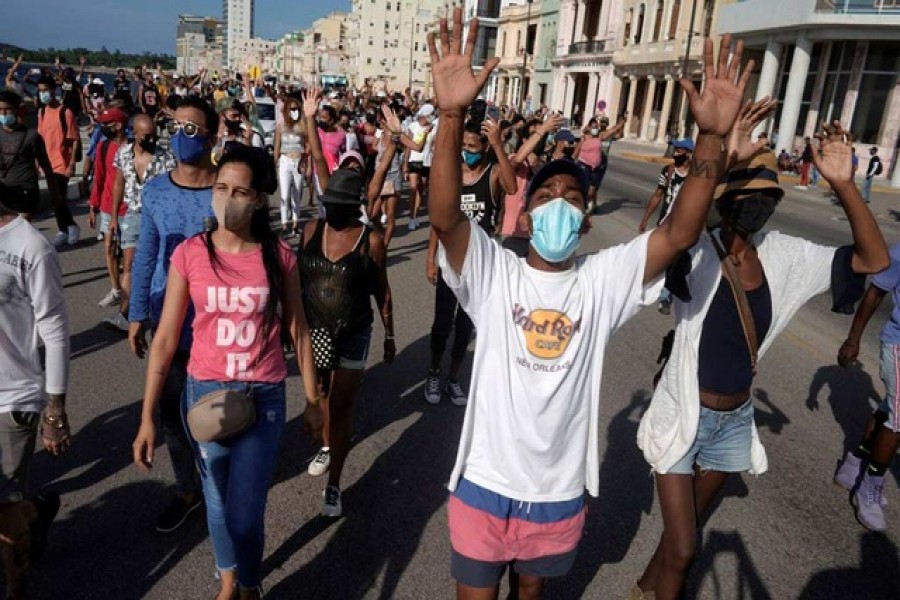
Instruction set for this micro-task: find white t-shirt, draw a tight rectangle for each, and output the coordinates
[0,217,69,413]
[439,225,661,501]
[407,120,435,164]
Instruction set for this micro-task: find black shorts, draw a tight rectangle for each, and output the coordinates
[408,162,430,177]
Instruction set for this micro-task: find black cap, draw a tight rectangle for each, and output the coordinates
[322,168,366,205]
[526,159,590,204]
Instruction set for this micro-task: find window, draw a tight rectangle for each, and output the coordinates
[387,2,391,9]
[635,4,645,44]
[851,42,899,143]
[623,9,633,46]
[526,24,536,54]
[653,1,664,42]
[516,31,521,54]
[501,31,507,56]
[368,37,373,46]
[415,41,419,51]
[367,58,372,64]
[668,0,681,40]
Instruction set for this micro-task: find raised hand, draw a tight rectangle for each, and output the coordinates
[427,6,499,113]
[381,103,401,134]
[482,117,502,147]
[301,86,321,119]
[725,97,776,168]
[682,34,754,137]
[539,113,567,135]
[813,123,853,184]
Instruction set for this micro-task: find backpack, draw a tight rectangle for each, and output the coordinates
[39,105,83,163]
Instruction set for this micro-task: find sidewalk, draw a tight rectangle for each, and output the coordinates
[610,136,900,195]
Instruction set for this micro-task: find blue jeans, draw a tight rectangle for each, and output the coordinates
[862,177,874,202]
[183,377,286,588]
[810,165,820,187]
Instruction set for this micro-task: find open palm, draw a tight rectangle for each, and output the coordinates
[726,97,776,168]
[813,124,853,183]
[428,7,499,113]
[682,34,755,137]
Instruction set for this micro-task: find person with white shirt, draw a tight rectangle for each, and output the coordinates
[404,103,436,230]
[0,181,71,599]
[426,9,755,598]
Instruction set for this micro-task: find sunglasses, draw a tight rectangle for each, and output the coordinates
[166,120,206,138]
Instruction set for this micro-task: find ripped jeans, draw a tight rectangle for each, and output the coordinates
[183,377,286,589]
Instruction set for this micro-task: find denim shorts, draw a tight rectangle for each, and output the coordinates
[118,210,141,249]
[668,398,754,474]
[879,342,900,432]
[335,327,372,370]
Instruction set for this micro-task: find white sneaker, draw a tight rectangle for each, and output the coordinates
[322,485,342,518]
[380,213,388,226]
[52,231,68,247]
[67,224,81,245]
[424,372,442,405]
[102,312,130,332]
[98,289,122,308]
[408,217,418,231]
[445,378,468,407]
[308,448,331,476]
[97,231,104,242]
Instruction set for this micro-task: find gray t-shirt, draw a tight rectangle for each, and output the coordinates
[0,127,46,189]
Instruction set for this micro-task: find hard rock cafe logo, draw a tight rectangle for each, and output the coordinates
[511,304,581,360]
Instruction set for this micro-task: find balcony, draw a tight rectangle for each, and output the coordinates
[568,40,606,55]
[815,0,900,13]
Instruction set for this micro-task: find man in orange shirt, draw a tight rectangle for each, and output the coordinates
[36,77,81,247]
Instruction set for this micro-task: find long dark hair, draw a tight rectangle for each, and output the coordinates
[203,146,282,335]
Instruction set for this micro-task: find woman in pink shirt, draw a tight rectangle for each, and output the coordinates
[574,116,626,210]
[133,146,317,600]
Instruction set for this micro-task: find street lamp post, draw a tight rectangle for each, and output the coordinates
[519,0,533,113]
[681,0,699,78]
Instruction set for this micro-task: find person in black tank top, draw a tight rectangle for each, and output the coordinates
[423,118,517,406]
[298,92,401,518]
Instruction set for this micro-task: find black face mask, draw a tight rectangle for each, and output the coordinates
[718,192,779,235]
[100,125,118,138]
[562,146,575,158]
[673,154,689,167]
[138,136,158,153]
[224,119,242,135]
[324,203,360,230]
[317,120,331,130]
[365,113,377,125]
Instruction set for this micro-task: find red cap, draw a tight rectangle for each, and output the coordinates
[96,108,128,124]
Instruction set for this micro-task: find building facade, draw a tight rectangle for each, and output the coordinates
[532,0,561,108]
[717,0,900,185]
[612,0,716,142]
[176,15,225,75]
[294,12,354,86]
[351,0,446,93]
[223,0,254,71]
[550,0,625,127]
[230,37,276,74]
[493,1,541,110]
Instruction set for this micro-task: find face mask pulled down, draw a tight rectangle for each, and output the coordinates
[212,196,256,231]
[529,198,584,263]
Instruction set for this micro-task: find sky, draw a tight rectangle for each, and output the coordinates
[0,0,349,55]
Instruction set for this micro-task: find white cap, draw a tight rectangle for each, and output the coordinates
[92,78,104,85]
[416,103,435,119]
[376,91,387,98]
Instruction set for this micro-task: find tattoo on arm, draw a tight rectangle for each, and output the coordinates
[689,158,724,179]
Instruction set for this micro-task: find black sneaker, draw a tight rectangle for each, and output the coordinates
[155,495,202,533]
[29,492,60,563]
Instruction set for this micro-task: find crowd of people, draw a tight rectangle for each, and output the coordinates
[0,8,897,599]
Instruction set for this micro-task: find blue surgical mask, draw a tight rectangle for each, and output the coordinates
[461,150,482,167]
[170,130,209,164]
[529,198,584,263]
[38,91,53,104]
[0,114,15,127]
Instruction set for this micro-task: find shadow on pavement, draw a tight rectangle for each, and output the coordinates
[548,390,656,598]
[687,529,772,600]
[69,322,125,360]
[265,334,466,599]
[593,197,641,217]
[806,364,899,487]
[31,480,209,600]
[798,531,900,600]
[751,388,790,435]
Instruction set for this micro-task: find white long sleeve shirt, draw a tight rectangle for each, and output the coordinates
[637,230,835,475]
[0,217,69,413]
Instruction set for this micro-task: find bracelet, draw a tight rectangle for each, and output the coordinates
[43,413,68,429]
[385,335,395,340]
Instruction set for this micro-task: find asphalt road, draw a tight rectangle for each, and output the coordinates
[21,155,900,599]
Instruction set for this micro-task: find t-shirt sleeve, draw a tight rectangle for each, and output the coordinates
[437,224,505,326]
[582,231,663,333]
[277,241,298,276]
[657,166,668,189]
[872,253,900,292]
[169,239,191,280]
